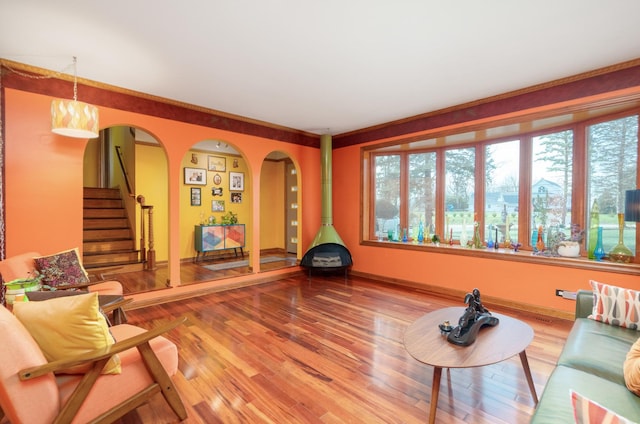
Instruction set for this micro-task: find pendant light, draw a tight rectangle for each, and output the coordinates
[51,56,99,138]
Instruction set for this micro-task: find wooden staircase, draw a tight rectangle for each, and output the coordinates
[83,188,143,272]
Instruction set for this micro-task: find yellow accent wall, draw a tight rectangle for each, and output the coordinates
[179,151,252,259]
[83,138,100,186]
[135,143,169,262]
[260,160,285,250]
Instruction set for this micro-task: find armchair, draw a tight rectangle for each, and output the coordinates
[0,304,187,423]
[0,251,123,297]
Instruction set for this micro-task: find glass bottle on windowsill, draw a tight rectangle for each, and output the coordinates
[594,226,606,262]
[588,200,600,259]
[535,226,545,252]
[609,213,634,263]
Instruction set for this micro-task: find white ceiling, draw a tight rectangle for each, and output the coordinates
[2,1,640,136]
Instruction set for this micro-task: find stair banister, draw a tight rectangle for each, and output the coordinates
[136,195,156,270]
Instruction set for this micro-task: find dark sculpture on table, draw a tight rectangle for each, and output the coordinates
[447,288,499,346]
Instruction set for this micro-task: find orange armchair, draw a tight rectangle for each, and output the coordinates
[0,251,123,296]
[0,304,187,423]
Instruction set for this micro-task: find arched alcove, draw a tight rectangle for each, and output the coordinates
[83,126,169,294]
[179,139,254,284]
[259,151,299,271]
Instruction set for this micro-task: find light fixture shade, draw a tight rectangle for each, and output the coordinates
[51,99,99,138]
[625,189,640,222]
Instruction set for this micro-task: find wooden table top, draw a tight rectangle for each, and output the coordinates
[404,307,534,369]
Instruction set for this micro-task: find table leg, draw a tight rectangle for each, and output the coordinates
[429,367,442,424]
[112,307,127,325]
[519,350,538,404]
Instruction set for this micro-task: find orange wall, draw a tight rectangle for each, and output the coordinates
[332,132,640,317]
[6,87,640,314]
[4,88,321,287]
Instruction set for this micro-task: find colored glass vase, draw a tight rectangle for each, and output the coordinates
[535,226,545,252]
[593,226,605,261]
[608,213,634,263]
[588,200,600,259]
[459,220,468,247]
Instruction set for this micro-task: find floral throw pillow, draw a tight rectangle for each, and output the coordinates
[589,280,640,330]
[33,248,90,288]
[571,390,635,424]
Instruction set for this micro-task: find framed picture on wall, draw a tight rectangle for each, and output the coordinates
[184,167,207,185]
[208,155,226,172]
[190,187,201,206]
[229,172,244,191]
[212,200,225,212]
[231,192,242,204]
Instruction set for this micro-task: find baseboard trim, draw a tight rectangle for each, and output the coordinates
[349,270,575,321]
[126,267,574,321]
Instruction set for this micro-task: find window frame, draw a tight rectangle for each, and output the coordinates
[363,106,640,272]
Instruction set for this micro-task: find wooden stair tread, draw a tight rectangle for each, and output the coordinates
[83,187,143,275]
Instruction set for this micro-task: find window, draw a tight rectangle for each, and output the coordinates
[445,147,475,243]
[485,140,519,246]
[531,130,573,247]
[409,152,436,240]
[374,154,400,240]
[365,109,640,265]
[587,115,638,255]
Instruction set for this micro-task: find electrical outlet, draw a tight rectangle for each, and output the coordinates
[555,289,564,297]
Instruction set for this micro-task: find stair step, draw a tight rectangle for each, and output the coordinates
[84,208,127,218]
[83,218,129,230]
[84,229,132,241]
[84,199,123,209]
[86,262,145,274]
[83,187,121,200]
[84,240,136,252]
[83,187,141,275]
[83,251,140,267]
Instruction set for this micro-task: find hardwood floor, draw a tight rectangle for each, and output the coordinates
[105,252,299,295]
[114,273,573,423]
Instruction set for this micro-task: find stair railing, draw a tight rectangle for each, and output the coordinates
[115,146,134,197]
[115,145,155,270]
[136,195,156,270]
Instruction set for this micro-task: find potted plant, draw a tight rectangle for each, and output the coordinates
[556,224,584,257]
[4,271,42,304]
[220,211,238,225]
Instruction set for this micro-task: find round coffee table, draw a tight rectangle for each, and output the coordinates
[404,307,538,423]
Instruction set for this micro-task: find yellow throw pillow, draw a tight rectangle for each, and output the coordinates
[13,292,121,374]
[624,337,640,396]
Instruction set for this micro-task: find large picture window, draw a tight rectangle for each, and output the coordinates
[365,110,639,265]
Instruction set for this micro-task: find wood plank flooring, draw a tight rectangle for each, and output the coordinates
[114,273,573,423]
[104,253,299,295]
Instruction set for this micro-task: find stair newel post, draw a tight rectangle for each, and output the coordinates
[147,205,156,270]
[136,195,147,264]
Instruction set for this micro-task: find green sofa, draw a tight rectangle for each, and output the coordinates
[531,289,640,423]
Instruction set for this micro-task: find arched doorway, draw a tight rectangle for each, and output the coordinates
[259,151,299,271]
[83,126,169,294]
[179,139,253,284]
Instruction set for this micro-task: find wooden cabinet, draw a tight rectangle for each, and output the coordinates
[194,224,245,262]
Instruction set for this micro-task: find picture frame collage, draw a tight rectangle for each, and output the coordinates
[184,155,244,211]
